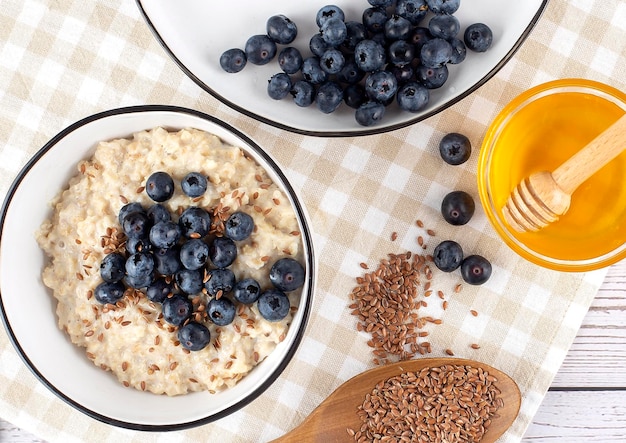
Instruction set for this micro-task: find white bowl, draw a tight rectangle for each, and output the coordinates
[0,106,315,430]
[136,0,548,136]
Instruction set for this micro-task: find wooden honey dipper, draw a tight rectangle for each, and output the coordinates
[502,113,626,233]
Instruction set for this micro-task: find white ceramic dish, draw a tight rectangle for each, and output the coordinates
[136,0,548,136]
[0,106,315,431]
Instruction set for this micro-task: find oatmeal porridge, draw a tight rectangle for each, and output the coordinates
[36,127,305,396]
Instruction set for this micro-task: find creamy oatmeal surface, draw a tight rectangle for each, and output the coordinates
[36,127,304,396]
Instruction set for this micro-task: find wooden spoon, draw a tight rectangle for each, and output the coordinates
[502,113,626,233]
[271,358,521,443]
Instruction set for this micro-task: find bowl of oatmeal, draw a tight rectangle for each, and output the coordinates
[0,105,314,430]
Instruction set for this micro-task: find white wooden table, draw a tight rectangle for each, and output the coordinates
[2,260,625,442]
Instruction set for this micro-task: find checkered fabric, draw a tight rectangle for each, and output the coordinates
[1,1,625,442]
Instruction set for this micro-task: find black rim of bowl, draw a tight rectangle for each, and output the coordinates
[135,1,550,137]
[0,105,315,431]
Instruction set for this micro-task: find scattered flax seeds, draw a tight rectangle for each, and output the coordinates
[349,222,487,363]
[349,250,441,364]
[350,365,504,443]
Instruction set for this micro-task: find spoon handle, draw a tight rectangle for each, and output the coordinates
[552,113,626,195]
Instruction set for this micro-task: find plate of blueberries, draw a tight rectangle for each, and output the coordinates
[137,0,548,136]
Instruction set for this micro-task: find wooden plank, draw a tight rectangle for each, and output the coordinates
[0,419,46,443]
[551,260,626,388]
[523,390,626,442]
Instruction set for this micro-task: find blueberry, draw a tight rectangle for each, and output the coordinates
[147,203,171,225]
[224,211,254,241]
[439,132,471,165]
[244,34,277,65]
[269,257,305,292]
[178,322,211,351]
[384,14,412,41]
[429,14,460,40]
[124,273,154,289]
[316,5,345,28]
[421,38,453,68]
[395,0,428,25]
[209,236,237,268]
[233,278,261,304]
[441,190,475,225]
[257,290,290,322]
[417,64,449,89]
[122,211,150,239]
[301,57,328,85]
[94,281,126,304]
[125,251,155,279]
[145,171,174,203]
[320,48,345,75]
[268,73,293,100]
[426,0,460,14]
[125,236,152,259]
[150,220,181,249]
[433,240,463,272]
[162,293,193,326]
[181,172,208,198]
[179,238,209,270]
[355,101,386,126]
[396,82,429,112]
[388,40,415,68]
[365,70,398,104]
[219,48,247,73]
[266,14,297,45]
[354,40,386,72]
[118,202,144,225]
[175,268,204,295]
[344,84,367,109]
[362,7,388,34]
[100,252,126,283]
[341,21,367,53]
[368,0,393,6]
[153,246,182,276]
[316,81,344,114]
[409,26,432,50]
[460,255,492,285]
[146,277,175,303]
[388,64,415,85]
[449,38,467,64]
[178,207,212,238]
[464,23,493,52]
[309,33,329,57]
[290,80,315,107]
[337,59,365,84]
[278,47,303,74]
[207,297,236,326]
[320,18,347,47]
[204,268,236,297]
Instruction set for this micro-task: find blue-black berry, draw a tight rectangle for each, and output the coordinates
[441,190,475,225]
[439,133,471,165]
[433,240,464,272]
[441,191,476,226]
[460,255,492,285]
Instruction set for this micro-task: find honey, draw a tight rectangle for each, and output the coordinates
[479,79,626,271]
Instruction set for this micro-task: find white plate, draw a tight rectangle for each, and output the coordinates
[0,106,315,430]
[137,0,548,136]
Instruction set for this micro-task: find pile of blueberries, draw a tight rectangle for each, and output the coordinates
[433,133,492,285]
[94,170,305,351]
[219,0,492,126]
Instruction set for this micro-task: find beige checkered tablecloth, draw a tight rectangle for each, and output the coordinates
[1,1,625,442]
